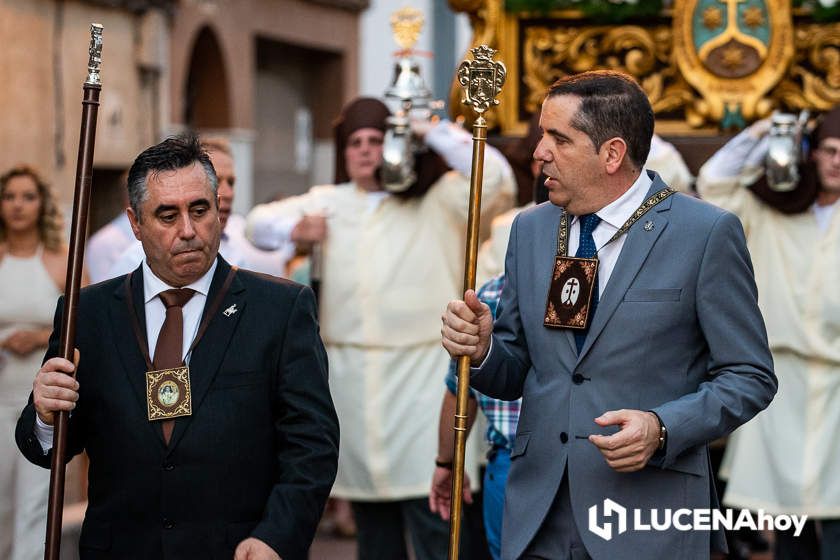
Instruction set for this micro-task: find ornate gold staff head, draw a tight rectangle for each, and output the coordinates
[86,23,104,86]
[457,45,506,119]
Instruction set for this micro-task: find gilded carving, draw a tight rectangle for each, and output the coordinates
[449,0,839,133]
[448,0,505,127]
[772,23,840,112]
[673,0,793,127]
[521,25,677,115]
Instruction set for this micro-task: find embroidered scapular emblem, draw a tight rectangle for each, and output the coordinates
[544,256,598,330]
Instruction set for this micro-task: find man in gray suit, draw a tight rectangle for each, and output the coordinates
[441,70,777,560]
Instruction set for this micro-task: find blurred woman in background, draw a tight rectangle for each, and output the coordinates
[0,165,87,560]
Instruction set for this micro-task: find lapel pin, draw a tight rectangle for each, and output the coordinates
[223,304,238,317]
[643,220,655,232]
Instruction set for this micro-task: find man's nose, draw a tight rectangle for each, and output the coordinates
[533,139,549,162]
[178,214,196,238]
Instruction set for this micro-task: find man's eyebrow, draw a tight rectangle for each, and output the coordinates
[545,127,571,142]
[153,199,212,215]
[188,198,211,209]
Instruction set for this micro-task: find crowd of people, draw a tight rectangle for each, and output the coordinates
[2,67,838,560]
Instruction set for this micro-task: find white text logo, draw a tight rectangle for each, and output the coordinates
[588,499,807,541]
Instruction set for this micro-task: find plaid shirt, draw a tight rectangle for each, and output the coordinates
[445,274,521,451]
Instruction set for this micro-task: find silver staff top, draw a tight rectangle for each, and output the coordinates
[86,23,103,86]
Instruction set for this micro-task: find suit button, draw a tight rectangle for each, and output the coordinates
[163,463,174,471]
[560,432,568,443]
[572,373,584,385]
[163,519,174,529]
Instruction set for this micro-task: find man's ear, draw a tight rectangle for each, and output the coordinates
[127,207,142,241]
[601,137,628,175]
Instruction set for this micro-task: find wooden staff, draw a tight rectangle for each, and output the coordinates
[45,23,103,560]
[448,45,505,560]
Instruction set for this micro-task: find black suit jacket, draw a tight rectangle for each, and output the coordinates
[17,257,339,560]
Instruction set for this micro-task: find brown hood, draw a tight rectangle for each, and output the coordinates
[332,97,450,198]
[333,98,390,185]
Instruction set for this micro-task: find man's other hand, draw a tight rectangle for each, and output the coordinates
[429,466,472,521]
[588,409,661,472]
[233,537,280,560]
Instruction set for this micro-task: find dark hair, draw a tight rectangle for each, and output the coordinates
[127,134,218,220]
[547,70,653,169]
[0,164,64,250]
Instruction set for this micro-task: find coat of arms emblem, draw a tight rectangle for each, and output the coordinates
[673,0,793,127]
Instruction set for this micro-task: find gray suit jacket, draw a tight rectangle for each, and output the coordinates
[471,172,776,560]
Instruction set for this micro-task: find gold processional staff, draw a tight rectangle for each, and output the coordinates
[45,23,103,560]
[449,45,506,560]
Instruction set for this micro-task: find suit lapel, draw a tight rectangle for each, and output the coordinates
[166,258,246,454]
[577,177,673,361]
[110,266,167,446]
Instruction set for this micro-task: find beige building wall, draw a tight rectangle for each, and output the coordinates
[170,0,362,210]
[1,0,362,229]
[0,0,168,226]
[170,0,360,131]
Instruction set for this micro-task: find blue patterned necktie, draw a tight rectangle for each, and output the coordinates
[574,213,601,353]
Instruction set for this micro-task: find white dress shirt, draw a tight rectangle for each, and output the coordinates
[812,200,839,231]
[477,169,654,366]
[569,169,653,294]
[85,213,136,283]
[35,259,217,452]
[141,258,216,362]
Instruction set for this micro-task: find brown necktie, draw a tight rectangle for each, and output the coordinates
[153,288,196,445]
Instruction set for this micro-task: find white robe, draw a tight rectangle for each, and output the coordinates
[698,159,840,518]
[246,123,515,499]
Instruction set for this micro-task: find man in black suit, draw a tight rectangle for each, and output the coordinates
[16,135,339,559]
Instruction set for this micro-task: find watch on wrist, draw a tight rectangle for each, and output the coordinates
[654,414,667,451]
[649,410,667,452]
[435,458,453,470]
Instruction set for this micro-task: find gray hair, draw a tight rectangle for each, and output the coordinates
[126,134,218,220]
